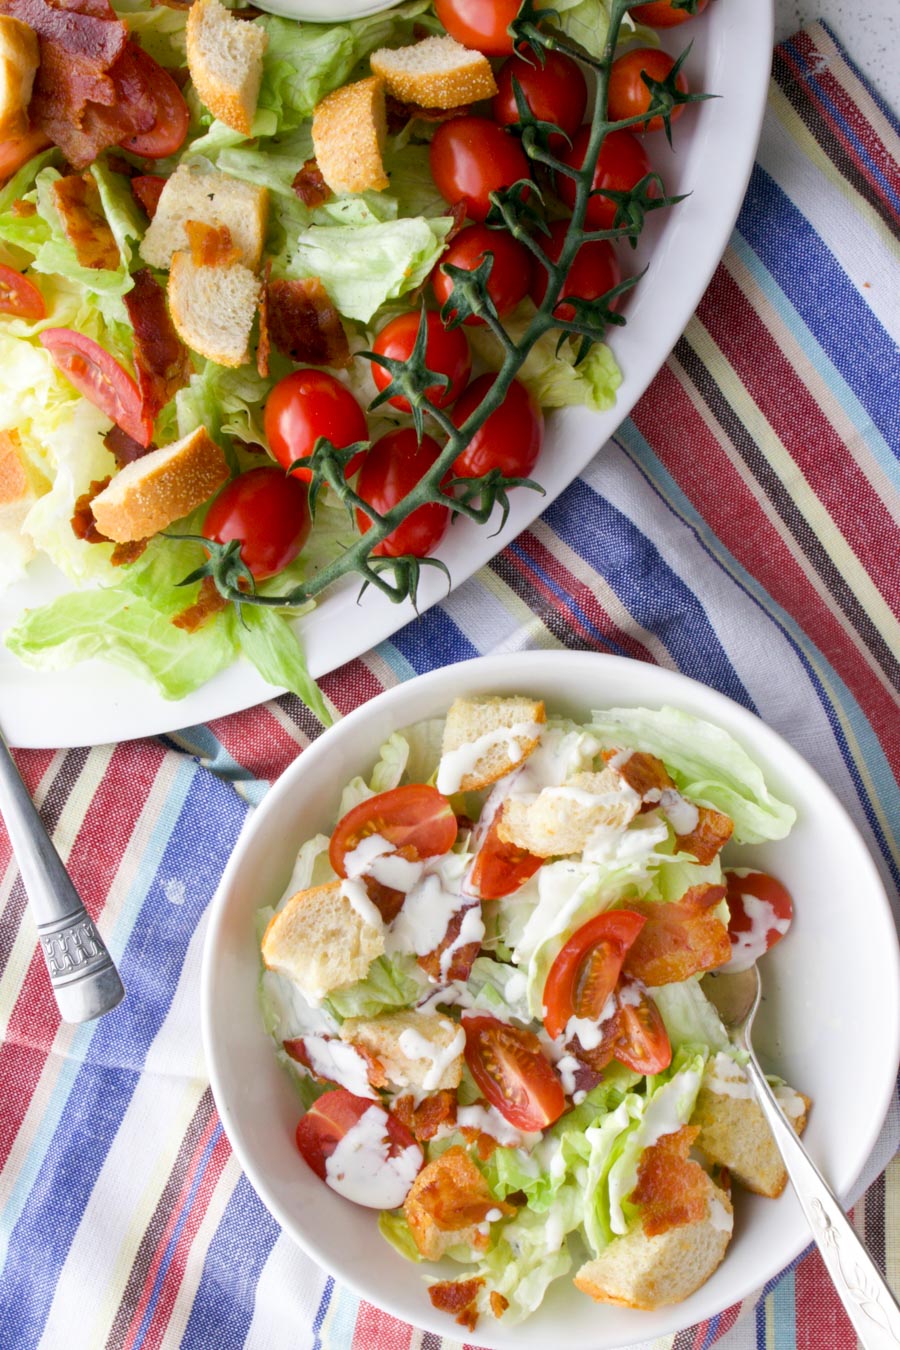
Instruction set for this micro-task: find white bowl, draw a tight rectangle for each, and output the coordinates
[253,0,401,17]
[201,652,900,1349]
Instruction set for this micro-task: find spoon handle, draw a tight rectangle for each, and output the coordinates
[743,1049,900,1349]
[0,733,125,1024]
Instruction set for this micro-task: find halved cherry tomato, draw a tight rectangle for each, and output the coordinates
[0,264,45,322]
[463,1014,565,1130]
[725,869,793,963]
[204,466,311,580]
[118,47,190,159]
[557,127,655,231]
[265,369,368,483]
[370,311,471,413]
[296,1088,422,1198]
[630,0,709,26]
[39,328,153,446]
[430,117,530,223]
[492,49,588,149]
[330,784,458,877]
[608,49,689,134]
[355,428,450,558]
[433,223,534,326]
[468,807,541,900]
[131,174,166,219]
[614,975,672,1075]
[451,374,543,481]
[0,127,52,180]
[529,219,623,322]
[543,910,647,1040]
[434,0,522,55]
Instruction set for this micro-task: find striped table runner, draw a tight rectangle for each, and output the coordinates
[2,20,899,1350]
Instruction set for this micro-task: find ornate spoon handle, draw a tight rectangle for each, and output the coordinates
[744,1049,900,1349]
[0,732,125,1023]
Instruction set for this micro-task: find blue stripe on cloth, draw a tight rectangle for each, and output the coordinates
[0,768,247,1347]
[615,420,900,892]
[541,475,756,712]
[736,166,900,460]
[389,603,479,673]
[323,1281,362,1350]
[816,19,900,135]
[772,1263,796,1347]
[312,1275,335,1350]
[180,1175,281,1350]
[504,536,636,659]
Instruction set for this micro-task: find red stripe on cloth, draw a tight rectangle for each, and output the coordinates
[794,1243,858,1349]
[696,269,900,610]
[320,659,386,716]
[0,949,59,1173]
[632,364,900,775]
[0,750,61,878]
[205,706,303,784]
[712,1300,742,1340]
[352,1300,414,1349]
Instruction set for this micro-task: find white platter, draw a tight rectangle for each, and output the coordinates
[201,651,900,1350]
[0,0,775,747]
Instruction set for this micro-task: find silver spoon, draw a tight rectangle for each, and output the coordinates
[702,965,900,1349]
[0,730,125,1023]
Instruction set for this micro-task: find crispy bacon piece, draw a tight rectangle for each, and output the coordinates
[171,575,229,634]
[622,883,731,987]
[110,538,148,566]
[675,805,734,866]
[605,749,733,864]
[292,157,330,208]
[184,220,241,268]
[489,1291,509,1319]
[266,277,351,369]
[103,424,155,468]
[417,903,481,983]
[391,1089,457,1142]
[50,173,121,269]
[256,259,271,379]
[131,174,166,219]
[124,268,192,418]
[605,748,673,798]
[385,94,471,134]
[12,199,36,217]
[429,1277,484,1331]
[630,1125,711,1236]
[457,1127,499,1161]
[282,1033,386,1089]
[70,476,111,542]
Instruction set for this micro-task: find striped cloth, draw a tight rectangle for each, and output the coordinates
[2,20,899,1350]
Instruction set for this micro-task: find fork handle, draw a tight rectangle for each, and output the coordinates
[744,1050,900,1349]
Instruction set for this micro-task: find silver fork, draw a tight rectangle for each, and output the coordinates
[0,730,125,1023]
[702,966,900,1349]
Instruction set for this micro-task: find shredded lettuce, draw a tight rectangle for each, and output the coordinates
[468,307,623,413]
[322,954,428,1021]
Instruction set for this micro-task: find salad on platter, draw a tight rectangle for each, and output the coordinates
[258,695,810,1331]
[0,0,710,723]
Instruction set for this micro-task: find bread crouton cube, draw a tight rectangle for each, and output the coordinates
[497,767,640,857]
[0,15,38,139]
[90,427,229,544]
[186,0,268,137]
[692,1054,810,1198]
[140,163,268,271]
[370,35,497,110]
[261,880,384,1000]
[312,76,389,195]
[404,1146,514,1260]
[340,1010,464,1092]
[437,696,546,794]
[167,250,261,368]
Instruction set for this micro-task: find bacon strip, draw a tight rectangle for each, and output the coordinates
[70,476,111,542]
[417,903,481,983]
[124,268,192,419]
[386,95,471,134]
[266,277,351,368]
[605,749,733,864]
[674,804,734,866]
[391,1090,457,1142]
[103,424,155,468]
[50,174,120,270]
[630,1125,711,1236]
[131,174,166,219]
[428,1278,484,1331]
[291,158,330,208]
[623,883,731,986]
[171,575,229,633]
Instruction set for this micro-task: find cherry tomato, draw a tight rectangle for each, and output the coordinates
[131,174,166,219]
[295,1088,422,1202]
[529,219,622,322]
[265,369,368,483]
[725,870,793,963]
[370,311,471,413]
[463,1014,566,1130]
[492,49,588,149]
[433,223,534,326]
[608,49,689,134]
[543,910,647,1040]
[630,0,709,26]
[468,807,542,900]
[0,264,45,322]
[430,117,530,223]
[355,428,450,558]
[434,0,521,55]
[558,127,655,231]
[204,466,310,581]
[330,784,458,877]
[451,374,543,481]
[614,976,672,1075]
[39,328,153,446]
[0,127,52,180]
[118,47,190,159]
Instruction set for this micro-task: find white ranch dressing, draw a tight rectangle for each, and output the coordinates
[324,1105,422,1209]
[583,817,670,868]
[705,1052,753,1099]
[368,852,425,893]
[436,721,544,795]
[722,878,791,973]
[342,833,395,878]
[301,1035,376,1099]
[565,996,617,1052]
[512,727,603,797]
[386,872,463,958]
[397,1024,465,1091]
[439,903,485,980]
[340,877,385,933]
[659,787,700,837]
[457,1102,528,1149]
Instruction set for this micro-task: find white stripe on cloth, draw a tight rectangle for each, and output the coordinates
[160,1152,243,1350]
[243,1232,329,1350]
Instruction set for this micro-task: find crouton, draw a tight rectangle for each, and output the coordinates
[261,880,384,1001]
[167,249,260,367]
[340,1010,464,1092]
[186,0,268,136]
[404,1146,514,1260]
[50,174,120,271]
[0,16,38,139]
[574,1178,733,1310]
[692,1054,810,1198]
[437,695,546,794]
[140,164,268,271]
[497,767,640,857]
[90,427,229,543]
[311,75,389,195]
[370,35,497,110]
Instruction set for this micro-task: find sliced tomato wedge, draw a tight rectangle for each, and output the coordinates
[543,909,647,1040]
[330,784,458,875]
[295,1089,422,1202]
[0,264,45,321]
[119,47,190,159]
[614,975,672,1075]
[463,1014,565,1131]
[468,806,542,900]
[725,869,793,968]
[131,174,167,219]
[39,328,153,447]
